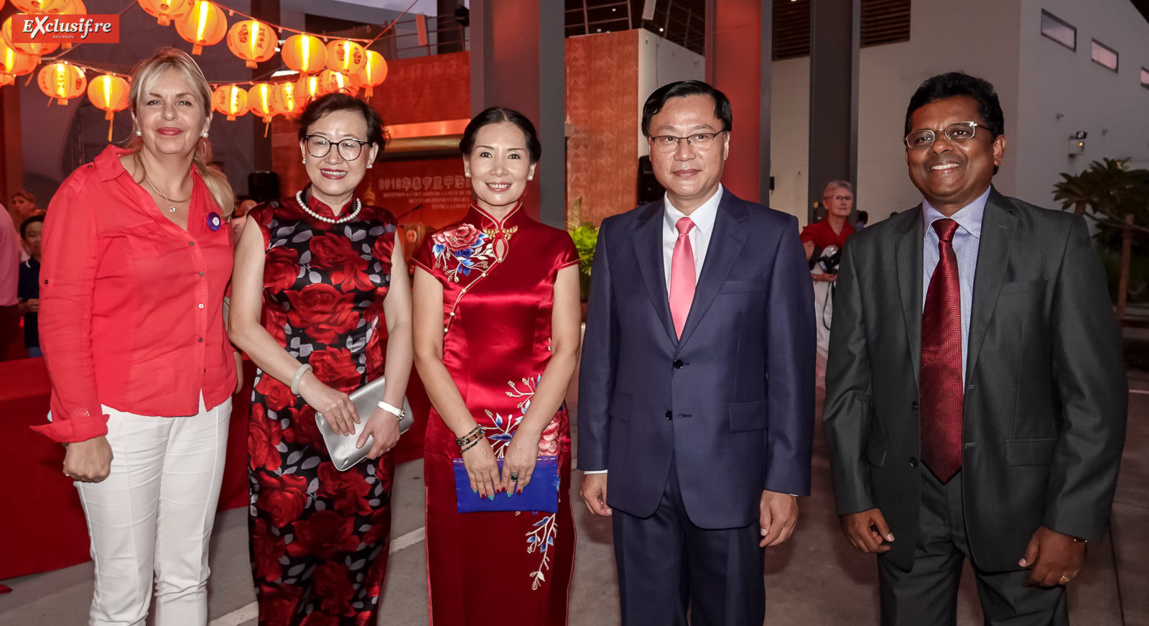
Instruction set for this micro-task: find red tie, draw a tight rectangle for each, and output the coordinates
[920,218,963,483]
[669,217,696,338]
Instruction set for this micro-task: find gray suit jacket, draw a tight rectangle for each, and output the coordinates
[823,188,1127,572]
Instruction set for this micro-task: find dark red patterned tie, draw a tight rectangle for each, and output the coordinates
[921,218,963,483]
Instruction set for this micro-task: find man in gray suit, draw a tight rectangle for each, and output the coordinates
[824,72,1126,624]
[579,80,815,625]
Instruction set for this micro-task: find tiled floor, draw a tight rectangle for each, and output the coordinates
[3,373,1144,626]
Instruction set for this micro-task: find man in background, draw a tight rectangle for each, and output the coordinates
[18,215,44,358]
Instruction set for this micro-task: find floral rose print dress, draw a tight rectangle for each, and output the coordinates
[413,203,580,625]
[246,190,398,626]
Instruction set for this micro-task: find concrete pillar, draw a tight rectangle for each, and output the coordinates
[469,0,565,227]
[807,0,860,223]
[704,0,772,204]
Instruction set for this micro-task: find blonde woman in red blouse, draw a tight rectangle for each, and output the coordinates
[33,48,239,626]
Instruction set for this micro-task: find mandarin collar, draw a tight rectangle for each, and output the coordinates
[469,201,524,229]
[298,185,358,220]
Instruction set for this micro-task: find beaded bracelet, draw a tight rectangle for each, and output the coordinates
[459,437,483,453]
[455,425,483,448]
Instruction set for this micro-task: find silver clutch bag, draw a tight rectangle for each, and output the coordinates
[315,376,413,472]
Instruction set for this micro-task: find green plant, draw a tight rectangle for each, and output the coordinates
[1053,158,1149,243]
[1053,158,1149,303]
[567,197,598,302]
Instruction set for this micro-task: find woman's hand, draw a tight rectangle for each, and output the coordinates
[63,436,113,483]
[297,374,359,436]
[461,437,500,499]
[503,429,541,495]
[234,352,244,394]
[357,408,401,459]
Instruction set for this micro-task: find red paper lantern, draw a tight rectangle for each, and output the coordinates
[247,82,275,122]
[138,0,193,27]
[212,84,248,121]
[325,39,366,75]
[11,0,68,12]
[272,81,301,117]
[356,50,387,98]
[175,0,226,55]
[0,38,38,76]
[87,73,130,140]
[282,34,326,76]
[227,19,275,69]
[2,16,59,55]
[319,69,356,97]
[295,73,321,103]
[37,62,86,104]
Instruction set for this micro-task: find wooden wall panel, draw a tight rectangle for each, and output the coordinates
[565,31,640,227]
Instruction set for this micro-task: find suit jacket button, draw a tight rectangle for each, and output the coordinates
[673,359,684,369]
[665,411,673,420]
[911,401,919,411]
[909,457,918,468]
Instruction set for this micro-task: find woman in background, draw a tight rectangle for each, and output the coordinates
[229,92,413,625]
[413,107,581,625]
[35,47,237,625]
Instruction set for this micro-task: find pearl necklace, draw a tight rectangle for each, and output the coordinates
[296,191,362,224]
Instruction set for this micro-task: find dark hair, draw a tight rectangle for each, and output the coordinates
[20,214,44,238]
[904,72,1004,140]
[642,80,733,137]
[856,211,869,224]
[459,107,542,163]
[298,93,387,158]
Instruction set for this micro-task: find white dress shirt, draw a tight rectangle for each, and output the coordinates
[584,185,724,476]
[662,184,724,290]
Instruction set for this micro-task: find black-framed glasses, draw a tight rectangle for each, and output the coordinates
[303,135,370,161]
[904,121,983,150]
[649,130,726,153]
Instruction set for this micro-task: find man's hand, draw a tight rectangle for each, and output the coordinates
[759,490,798,547]
[18,298,39,314]
[1019,526,1085,587]
[839,508,894,553]
[63,436,113,483]
[580,472,611,516]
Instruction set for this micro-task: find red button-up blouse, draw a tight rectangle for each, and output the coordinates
[32,145,237,443]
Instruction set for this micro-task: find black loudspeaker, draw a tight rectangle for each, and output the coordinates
[637,155,665,205]
[248,171,280,203]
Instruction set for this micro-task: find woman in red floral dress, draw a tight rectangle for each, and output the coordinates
[413,108,582,625]
[229,93,413,625]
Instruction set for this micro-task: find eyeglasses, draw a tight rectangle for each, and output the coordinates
[649,130,726,153]
[824,195,853,202]
[303,135,370,161]
[904,121,984,150]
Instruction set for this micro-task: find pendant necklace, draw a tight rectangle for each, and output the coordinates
[146,176,190,213]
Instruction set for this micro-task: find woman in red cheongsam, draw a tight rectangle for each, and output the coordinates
[412,108,582,625]
[230,93,413,625]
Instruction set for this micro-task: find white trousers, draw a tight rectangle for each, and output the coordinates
[75,396,231,626]
[813,277,834,389]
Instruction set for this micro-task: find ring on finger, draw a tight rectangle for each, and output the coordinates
[1059,575,1070,584]
[510,471,519,482]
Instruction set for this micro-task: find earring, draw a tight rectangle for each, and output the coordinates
[135,130,142,136]
[201,131,209,138]
[366,163,373,169]
[465,172,471,178]
[302,157,307,164]
[528,176,533,181]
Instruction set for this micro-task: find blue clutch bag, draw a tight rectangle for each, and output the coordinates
[453,456,560,513]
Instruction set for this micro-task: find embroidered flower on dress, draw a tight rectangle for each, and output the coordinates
[431,224,494,282]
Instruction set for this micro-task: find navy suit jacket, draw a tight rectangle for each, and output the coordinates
[578,191,816,529]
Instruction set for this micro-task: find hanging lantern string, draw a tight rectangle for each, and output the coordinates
[15,0,420,94]
[39,1,143,63]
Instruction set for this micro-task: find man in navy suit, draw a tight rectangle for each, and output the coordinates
[578,80,815,625]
